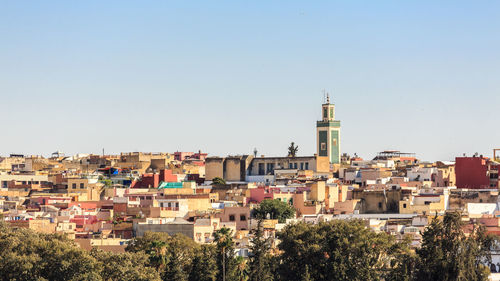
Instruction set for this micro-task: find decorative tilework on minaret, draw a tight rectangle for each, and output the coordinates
[316,93,341,164]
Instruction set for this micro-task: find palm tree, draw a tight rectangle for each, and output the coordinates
[288,142,299,157]
[235,256,249,281]
[214,228,235,281]
[147,240,167,270]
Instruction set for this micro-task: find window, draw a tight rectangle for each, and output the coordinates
[323,108,327,118]
[403,203,407,208]
[80,183,84,189]
[305,163,309,170]
[229,215,235,221]
[289,163,293,169]
[294,163,298,169]
[300,163,304,170]
[266,163,274,174]
[175,202,179,208]
[321,143,326,151]
[72,183,76,189]
[240,215,246,221]
[378,202,382,208]
[258,163,265,175]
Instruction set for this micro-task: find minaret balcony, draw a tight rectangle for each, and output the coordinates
[316,120,341,127]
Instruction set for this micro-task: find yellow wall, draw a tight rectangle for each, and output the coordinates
[205,158,224,180]
[316,156,330,173]
[309,181,325,202]
[399,195,445,215]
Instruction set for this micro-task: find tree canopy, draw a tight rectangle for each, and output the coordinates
[248,220,274,281]
[212,177,226,185]
[0,212,496,281]
[415,212,494,281]
[253,199,295,223]
[214,227,238,281]
[0,222,160,281]
[126,232,200,281]
[276,219,399,281]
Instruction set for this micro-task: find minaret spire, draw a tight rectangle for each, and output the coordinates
[326,92,330,104]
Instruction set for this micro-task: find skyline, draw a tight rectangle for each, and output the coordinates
[1,1,499,161]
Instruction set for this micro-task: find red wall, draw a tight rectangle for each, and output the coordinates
[455,157,489,189]
[131,169,177,188]
[160,169,177,183]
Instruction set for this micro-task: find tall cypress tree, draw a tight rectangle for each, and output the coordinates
[249,220,273,281]
[189,245,218,281]
[416,212,494,281]
[214,227,238,281]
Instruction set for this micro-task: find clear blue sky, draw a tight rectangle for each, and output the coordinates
[1,1,499,161]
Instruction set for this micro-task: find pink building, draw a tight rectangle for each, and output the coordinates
[215,206,250,230]
[174,150,208,161]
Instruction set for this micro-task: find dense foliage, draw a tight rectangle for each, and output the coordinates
[253,199,295,223]
[212,177,226,185]
[248,220,274,281]
[0,222,160,281]
[213,227,239,281]
[276,219,397,281]
[0,212,495,281]
[415,212,494,281]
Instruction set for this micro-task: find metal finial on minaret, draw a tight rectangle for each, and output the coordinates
[326,92,330,104]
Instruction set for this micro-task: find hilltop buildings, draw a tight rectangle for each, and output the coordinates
[1,98,499,273]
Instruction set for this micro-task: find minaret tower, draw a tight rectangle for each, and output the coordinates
[316,93,341,164]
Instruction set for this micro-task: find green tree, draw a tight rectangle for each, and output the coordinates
[90,248,160,281]
[212,177,226,185]
[163,234,198,281]
[126,233,169,270]
[248,220,273,281]
[235,256,249,281]
[189,244,218,281]
[288,142,299,157]
[214,227,238,281]
[384,235,417,281]
[415,212,494,281]
[300,265,312,281]
[0,223,102,281]
[276,220,398,281]
[126,232,199,281]
[253,199,295,223]
[0,222,162,281]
